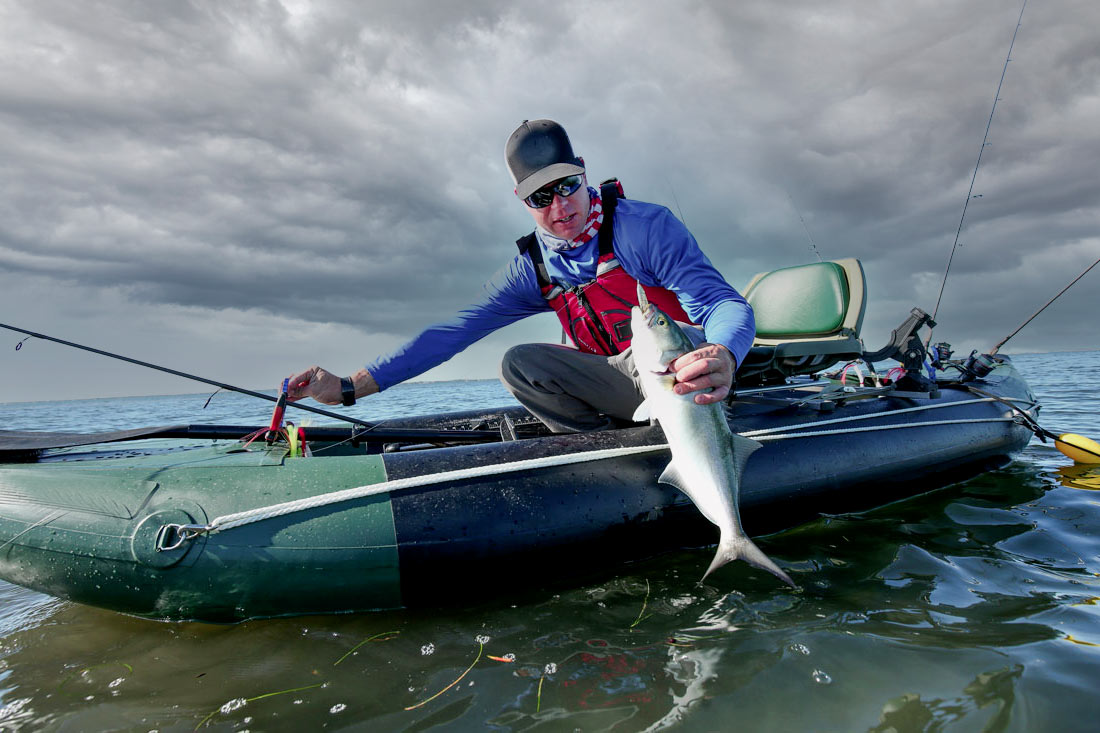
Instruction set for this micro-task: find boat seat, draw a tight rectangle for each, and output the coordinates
[736,258,867,386]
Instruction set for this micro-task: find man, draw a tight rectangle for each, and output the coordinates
[287,119,754,432]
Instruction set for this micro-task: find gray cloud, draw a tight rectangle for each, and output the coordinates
[1,0,1097,401]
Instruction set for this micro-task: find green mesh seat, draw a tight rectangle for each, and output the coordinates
[737,259,867,386]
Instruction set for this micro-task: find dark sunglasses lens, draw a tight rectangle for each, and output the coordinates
[526,189,555,208]
[555,176,582,196]
[525,176,582,208]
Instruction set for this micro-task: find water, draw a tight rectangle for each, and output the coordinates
[2,353,1099,731]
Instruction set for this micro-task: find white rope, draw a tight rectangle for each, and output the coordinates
[204,443,669,534]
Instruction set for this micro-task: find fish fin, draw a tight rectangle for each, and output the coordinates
[701,532,797,589]
[698,434,792,586]
[660,462,725,526]
[657,461,686,491]
[728,432,764,475]
[632,400,652,423]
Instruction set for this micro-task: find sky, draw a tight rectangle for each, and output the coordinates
[1,0,1097,403]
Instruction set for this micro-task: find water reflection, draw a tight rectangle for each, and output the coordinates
[868,664,1023,733]
[1057,464,1100,491]
[2,353,1100,729]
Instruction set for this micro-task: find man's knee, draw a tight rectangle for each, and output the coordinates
[500,343,548,387]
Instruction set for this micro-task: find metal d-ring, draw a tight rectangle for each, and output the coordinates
[155,523,208,552]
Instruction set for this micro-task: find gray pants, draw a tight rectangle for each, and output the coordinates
[499,344,645,433]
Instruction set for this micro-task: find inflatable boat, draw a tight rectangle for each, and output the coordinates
[0,260,1041,621]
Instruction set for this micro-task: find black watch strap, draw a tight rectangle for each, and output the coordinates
[340,376,356,406]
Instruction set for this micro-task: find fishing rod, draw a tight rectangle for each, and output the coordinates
[0,321,382,430]
[950,255,1100,465]
[927,0,1028,343]
[989,256,1100,355]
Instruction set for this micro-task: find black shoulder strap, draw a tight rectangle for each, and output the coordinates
[516,232,552,288]
[597,179,622,257]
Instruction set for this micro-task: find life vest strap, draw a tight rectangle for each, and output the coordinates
[596,179,620,258]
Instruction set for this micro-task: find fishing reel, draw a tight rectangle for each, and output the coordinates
[959,351,1001,381]
[930,342,954,369]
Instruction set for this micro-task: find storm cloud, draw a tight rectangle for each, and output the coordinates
[1,0,1097,401]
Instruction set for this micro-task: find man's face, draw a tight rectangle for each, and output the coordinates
[525,175,590,241]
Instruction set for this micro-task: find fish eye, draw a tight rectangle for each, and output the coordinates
[656,317,666,326]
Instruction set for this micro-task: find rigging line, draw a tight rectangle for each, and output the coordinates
[739,395,1035,438]
[664,175,688,226]
[0,321,379,431]
[928,0,1028,339]
[752,417,1016,442]
[784,186,823,262]
[965,383,1049,435]
[989,255,1100,355]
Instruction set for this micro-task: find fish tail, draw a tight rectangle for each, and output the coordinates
[702,534,798,589]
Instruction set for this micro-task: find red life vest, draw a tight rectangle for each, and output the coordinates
[517,180,695,356]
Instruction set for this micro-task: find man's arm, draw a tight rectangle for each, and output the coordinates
[288,255,547,404]
[616,203,754,404]
[287,365,378,405]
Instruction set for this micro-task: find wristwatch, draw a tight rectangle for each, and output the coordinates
[340,376,356,406]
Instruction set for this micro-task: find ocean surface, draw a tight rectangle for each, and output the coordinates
[2,351,1099,732]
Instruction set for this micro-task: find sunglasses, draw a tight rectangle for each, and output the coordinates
[524,175,584,208]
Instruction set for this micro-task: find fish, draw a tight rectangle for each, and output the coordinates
[630,284,796,587]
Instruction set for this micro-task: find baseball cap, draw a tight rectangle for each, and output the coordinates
[505,119,585,200]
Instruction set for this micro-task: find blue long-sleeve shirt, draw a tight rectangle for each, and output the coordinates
[367,198,755,390]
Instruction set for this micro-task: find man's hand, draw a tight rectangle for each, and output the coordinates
[287,367,378,405]
[670,343,735,405]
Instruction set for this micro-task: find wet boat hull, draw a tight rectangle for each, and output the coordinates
[0,363,1036,621]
